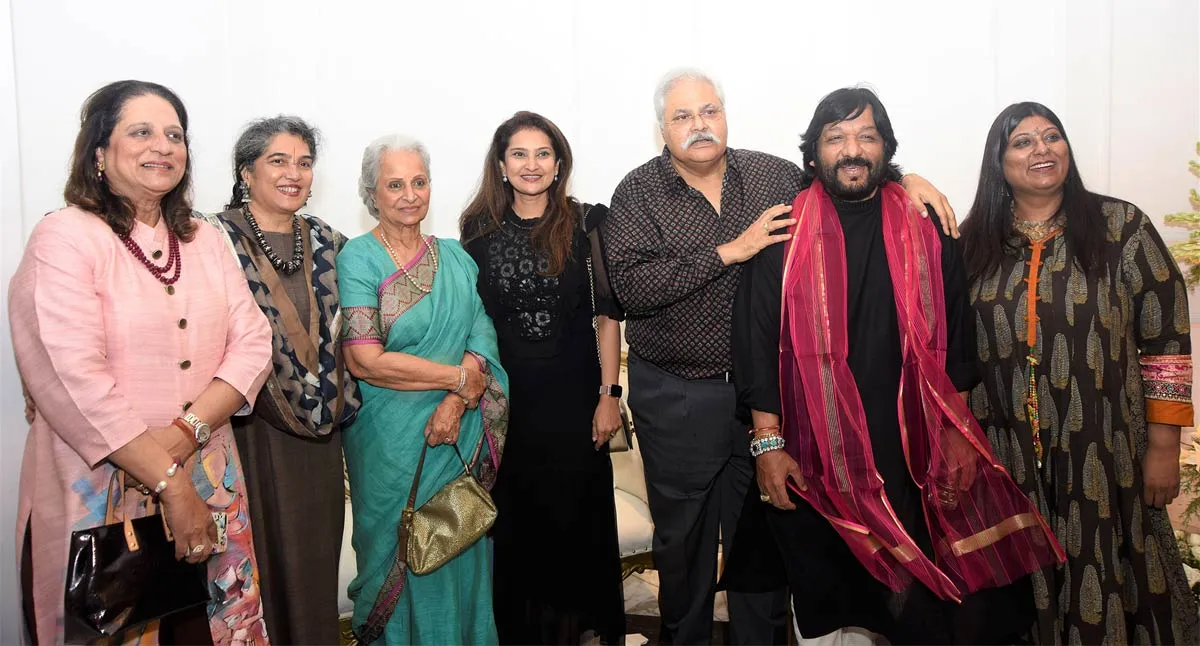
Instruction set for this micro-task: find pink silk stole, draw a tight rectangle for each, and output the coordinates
[778,180,1064,600]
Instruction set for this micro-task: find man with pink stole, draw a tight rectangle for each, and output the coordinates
[729,87,1064,644]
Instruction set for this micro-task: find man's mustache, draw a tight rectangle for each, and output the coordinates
[836,156,872,170]
[682,131,722,150]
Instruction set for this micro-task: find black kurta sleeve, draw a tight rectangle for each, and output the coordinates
[584,203,625,321]
[935,206,980,393]
[733,240,786,424]
[463,234,500,324]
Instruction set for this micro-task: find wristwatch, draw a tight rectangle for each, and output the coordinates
[180,412,212,447]
[598,384,623,398]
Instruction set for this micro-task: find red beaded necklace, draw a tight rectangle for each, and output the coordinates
[118,222,182,285]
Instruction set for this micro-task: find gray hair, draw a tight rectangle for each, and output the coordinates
[227,115,320,209]
[358,134,431,219]
[653,68,725,129]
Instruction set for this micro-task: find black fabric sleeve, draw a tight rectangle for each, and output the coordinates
[934,205,981,393]
[463,235,500,323]
[584,203,625,321]
[733,240,785,424]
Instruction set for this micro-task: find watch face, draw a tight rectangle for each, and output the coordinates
[196,426,211,444]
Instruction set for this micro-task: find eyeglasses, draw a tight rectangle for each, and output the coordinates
[667,107,724,128]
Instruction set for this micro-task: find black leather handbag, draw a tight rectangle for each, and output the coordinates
[63,470,210,642]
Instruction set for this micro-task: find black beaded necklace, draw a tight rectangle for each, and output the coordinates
[242,205,304,274]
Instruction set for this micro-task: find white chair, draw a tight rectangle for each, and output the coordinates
[337,491,356,643]
[612,433,655,578]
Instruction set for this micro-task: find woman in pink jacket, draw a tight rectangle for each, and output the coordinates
[10,80,273,645]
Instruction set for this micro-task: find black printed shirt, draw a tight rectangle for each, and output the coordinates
[602,146,805,379]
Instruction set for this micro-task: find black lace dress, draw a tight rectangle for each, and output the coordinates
[465,205,626,644]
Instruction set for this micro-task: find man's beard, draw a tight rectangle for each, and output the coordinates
[818,156,887,201]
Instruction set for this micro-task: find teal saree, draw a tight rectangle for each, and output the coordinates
[338,234,508,644]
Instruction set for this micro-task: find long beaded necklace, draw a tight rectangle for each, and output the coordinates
[119,222,182,285]
[242,205,304,274]
[1013,208,1066,470]
[379,229,437,294]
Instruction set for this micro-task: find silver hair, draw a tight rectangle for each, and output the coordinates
[653,68,725,129]
[358,134,431,219]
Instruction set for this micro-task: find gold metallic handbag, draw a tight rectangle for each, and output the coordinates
[400,442,497,576]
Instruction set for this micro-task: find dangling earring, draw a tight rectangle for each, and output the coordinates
[553,173,558,181]
[239,181,251,204]
[96,161,105,180]
[501,175,508,183]
[303,190,312,208]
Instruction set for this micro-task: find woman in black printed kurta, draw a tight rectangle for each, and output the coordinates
[461,111,626,645]
[961,102,1199,645]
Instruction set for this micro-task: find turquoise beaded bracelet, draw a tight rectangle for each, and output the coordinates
[750,434,785,457]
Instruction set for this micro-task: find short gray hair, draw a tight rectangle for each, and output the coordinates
[653,68,725,129]
[358,134,431,219]
[227,115,320,209]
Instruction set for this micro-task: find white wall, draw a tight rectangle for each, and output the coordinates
[1,0,24,638]
[2,0,1197,640]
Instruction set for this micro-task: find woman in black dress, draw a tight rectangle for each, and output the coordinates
[460,111,626,645]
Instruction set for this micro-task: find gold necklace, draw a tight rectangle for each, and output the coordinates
[1011,203,1066,241]
[1013,219,1063,241]
[379,230,437,294]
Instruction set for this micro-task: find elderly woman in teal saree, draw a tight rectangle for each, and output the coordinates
[338,135,508,644]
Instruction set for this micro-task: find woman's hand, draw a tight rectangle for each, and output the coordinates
[592,397,622,450]
[1143,422,1182,508]
[900,173,958,238]
[159,482,218,563]
[425,395,466,447]
[458,367,487,409]
[148,423,198,462]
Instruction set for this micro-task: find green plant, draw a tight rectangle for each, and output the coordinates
[1165,146,1200,602]
[1164,142,1200,287]
[1164,143,1200,538]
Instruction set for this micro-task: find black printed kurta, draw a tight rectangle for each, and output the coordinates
[969,197,1199,645]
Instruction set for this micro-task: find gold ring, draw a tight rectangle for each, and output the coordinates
[191,545,205,554]
[762,220,770,233]
[759,493,771,503]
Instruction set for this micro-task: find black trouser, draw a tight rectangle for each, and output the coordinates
[628,353,787,645]
[22,522,36,645]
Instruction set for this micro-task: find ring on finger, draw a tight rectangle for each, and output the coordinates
[190,544,205,555]
[762,220,770,233]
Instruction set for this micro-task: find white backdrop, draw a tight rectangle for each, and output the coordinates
[1,0,1198,641]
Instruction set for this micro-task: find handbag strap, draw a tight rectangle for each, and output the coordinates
[403,441,477,517]
[404,444,429,517]
[101,470,145,553]
[103,470,122,525]
[581,204,602,367]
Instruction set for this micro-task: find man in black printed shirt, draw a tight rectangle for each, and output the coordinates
[602,69,957,644]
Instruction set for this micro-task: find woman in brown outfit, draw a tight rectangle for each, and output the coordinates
[961,101,1199,644]
[202,115,361,645]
